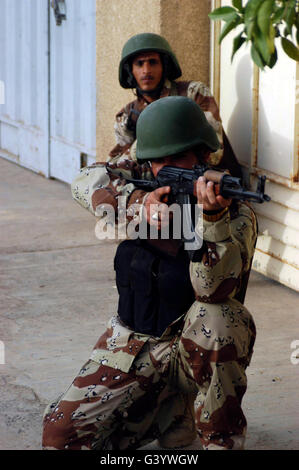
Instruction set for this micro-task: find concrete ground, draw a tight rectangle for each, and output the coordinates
[0,157,298,451]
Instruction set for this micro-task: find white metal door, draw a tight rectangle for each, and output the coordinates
[0,0,96,184]
[49,0,96,184]
[212,0,297,181]
[211,0,299,292]
[0,0,49,176]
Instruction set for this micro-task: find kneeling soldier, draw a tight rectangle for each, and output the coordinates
[42,96,257,450]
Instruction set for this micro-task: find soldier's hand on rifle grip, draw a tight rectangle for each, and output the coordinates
[196,176,232,212]
[143,186,172,228]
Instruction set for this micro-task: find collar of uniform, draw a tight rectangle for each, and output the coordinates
[160,79,178,98]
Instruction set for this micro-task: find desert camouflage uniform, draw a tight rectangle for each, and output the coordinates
[108,79,242,179]
[42,162,257,450]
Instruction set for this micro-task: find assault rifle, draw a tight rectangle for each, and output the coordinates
[110,164,270,256]
[123,164,271,205]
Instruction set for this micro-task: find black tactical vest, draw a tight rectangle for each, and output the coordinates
[114,239,195,337]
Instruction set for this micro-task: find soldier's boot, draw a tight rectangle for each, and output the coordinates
[158,393,197,448]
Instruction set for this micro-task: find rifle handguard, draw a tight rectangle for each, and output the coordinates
[110,164,271,204]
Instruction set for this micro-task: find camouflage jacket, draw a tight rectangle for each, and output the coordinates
[108,79,242,179]
[71,161,257,372]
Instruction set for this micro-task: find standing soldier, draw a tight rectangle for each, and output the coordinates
[109,32,242,181]
[42,97,257,451]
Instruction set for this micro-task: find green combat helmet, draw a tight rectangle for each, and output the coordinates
[136,96,220,161]
[119,33,182,89]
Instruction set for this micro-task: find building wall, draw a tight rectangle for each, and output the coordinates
[251,57,299,292]
[212,0,299,292]
[95,0,211,160]
[160,0,211,85]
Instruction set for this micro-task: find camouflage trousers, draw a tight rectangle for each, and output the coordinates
[42,299,256,450]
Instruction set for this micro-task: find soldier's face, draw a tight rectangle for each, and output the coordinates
[151,150,199,177]
[132,52,163,92]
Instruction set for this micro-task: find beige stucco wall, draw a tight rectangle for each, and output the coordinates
[96,0,211,160]
[160,0,211,83]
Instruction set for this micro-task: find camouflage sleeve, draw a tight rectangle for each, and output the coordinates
[187,81,223,166]
[108,105,137,163]
[71,161,152,223]
[190,203,257,303]
[187,81,242,178]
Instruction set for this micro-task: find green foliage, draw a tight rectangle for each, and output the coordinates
[209,0,299,69]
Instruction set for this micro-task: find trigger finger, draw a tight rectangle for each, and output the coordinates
[206,181,216,205]
[196,176,206,201]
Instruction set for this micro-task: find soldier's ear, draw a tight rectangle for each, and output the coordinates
[194,144,211,163]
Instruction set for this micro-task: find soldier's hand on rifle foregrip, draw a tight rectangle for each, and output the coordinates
[196,176,232,212]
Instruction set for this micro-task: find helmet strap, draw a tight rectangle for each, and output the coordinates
[123,62,137,88]
[136,78,165,101]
